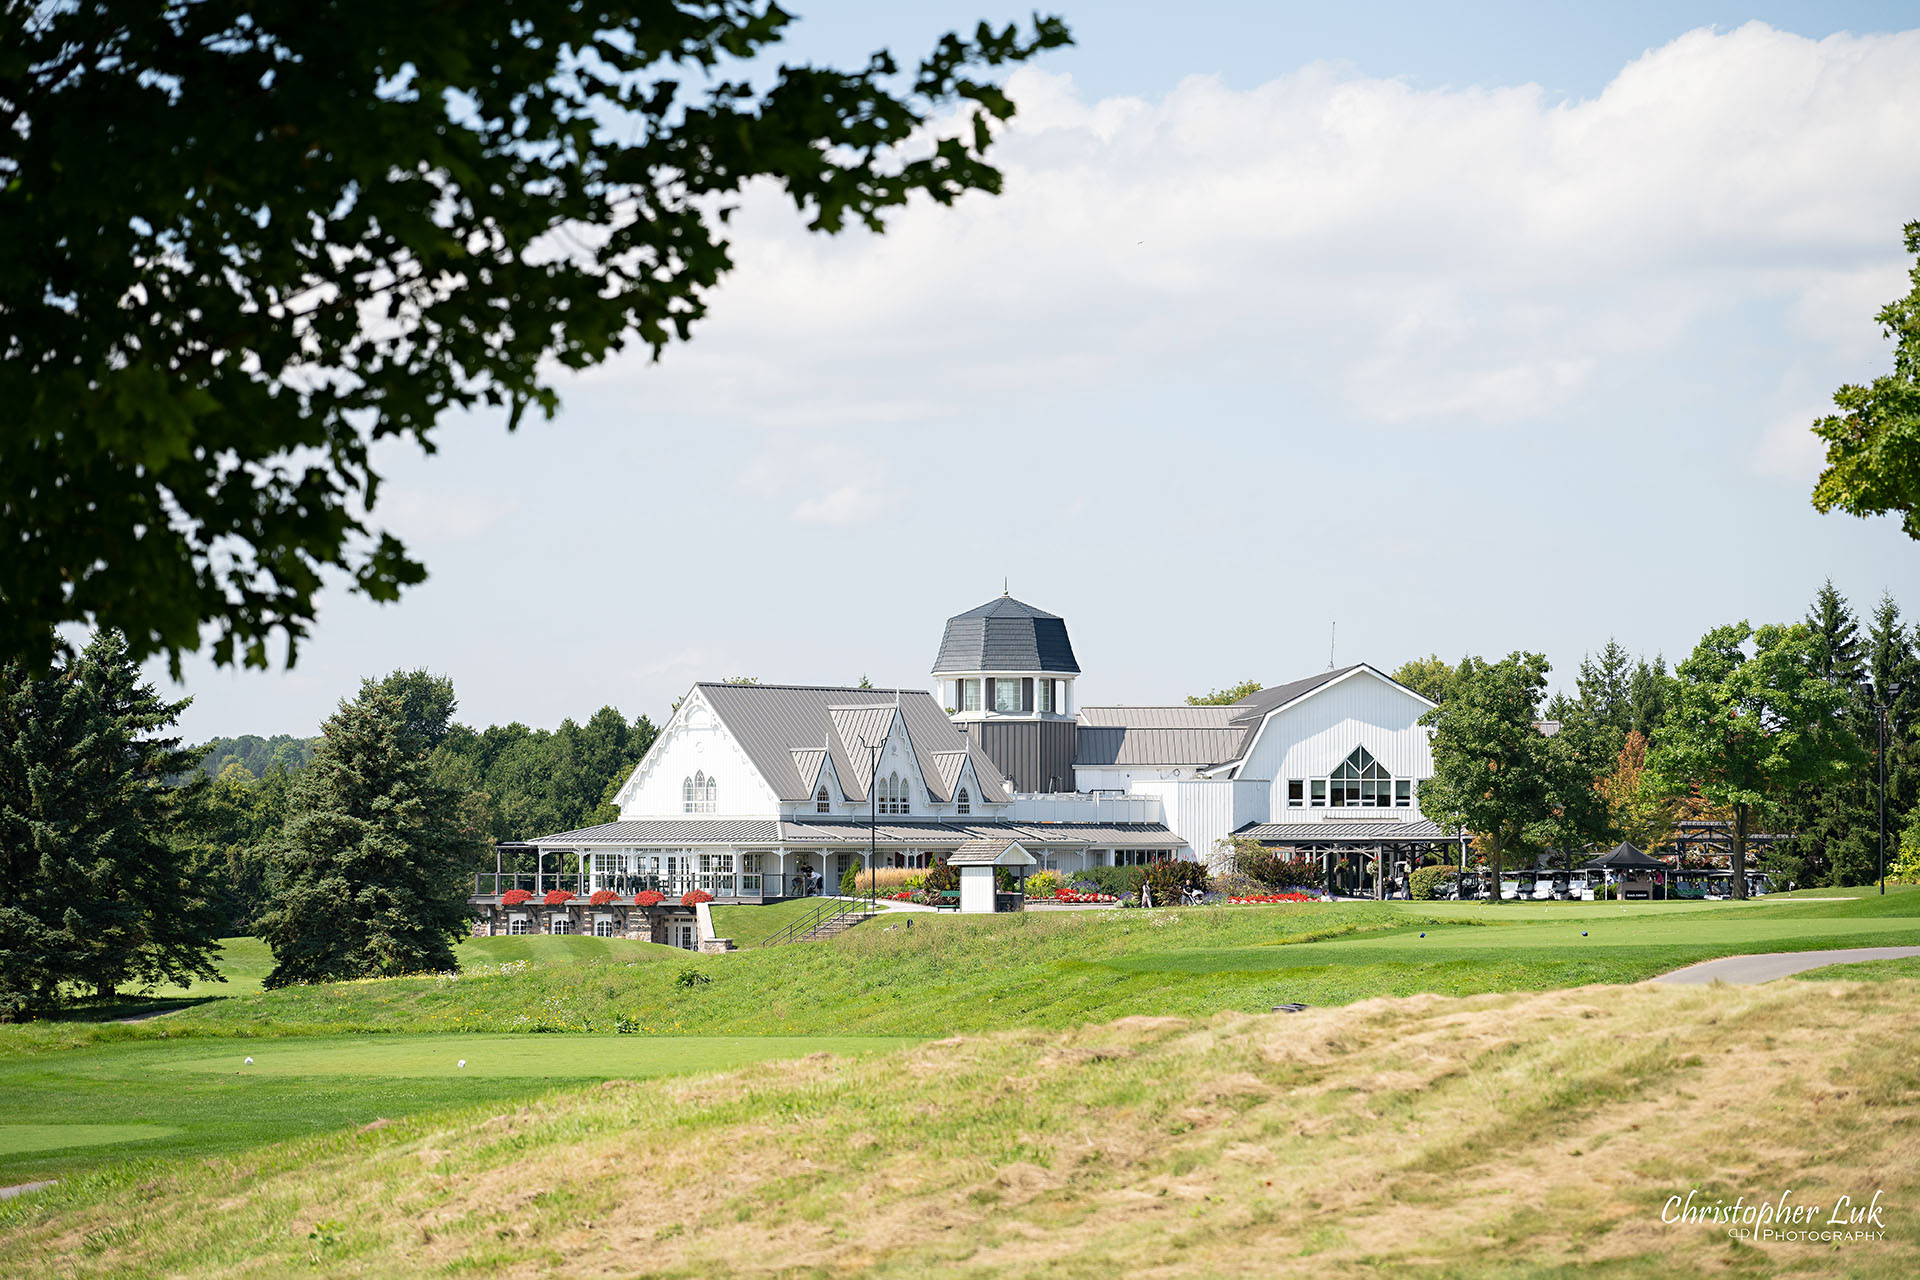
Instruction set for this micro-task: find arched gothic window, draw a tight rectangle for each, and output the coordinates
[878,771,910,815]
[684,770,717,814]
[956,786,970,815]
[816,786,831,813]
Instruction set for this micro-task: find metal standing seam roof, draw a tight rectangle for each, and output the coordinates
[1226,666,1367,727]
[529,819,784,845]
[1077,706,1242,728]
[1236,820,1453,842]
[779,819,1182,848]
[1074,726,1250,767]
[695,682,1013,805]
[948,838,1035,867]
[932,595,1081,675]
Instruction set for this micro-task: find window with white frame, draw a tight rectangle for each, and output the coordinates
[1396,779,1412,807]
[551,917,575,935]
[1038,680,1053,713]
[593,919,617,937]
[508,917,531,935]
[956,786,970,815]
[1113,848,1172,867]
[816,786,830,813]
[878,771,910,815]
[993,679,1021,713]
[683,771,717,813]
[1286,780,1305,808]
[962,679,982,712]
[1310,780,1327,807]
[741,853,763,894]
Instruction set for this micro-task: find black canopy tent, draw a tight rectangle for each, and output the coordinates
[1584,841,1668,899]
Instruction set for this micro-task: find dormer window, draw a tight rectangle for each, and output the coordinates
[816,786,830,813]
[683,771,716,814]
[993,679,1021,713]
[962,679,982,712]
[956,787,970,815]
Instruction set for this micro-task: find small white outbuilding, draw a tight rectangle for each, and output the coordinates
[947,838,1036,913]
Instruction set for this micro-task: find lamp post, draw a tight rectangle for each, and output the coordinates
[861,737,882,911]
[1876,702,1887,896]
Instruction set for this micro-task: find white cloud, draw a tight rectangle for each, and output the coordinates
[1753,405,1833,481]
[598,22,1920,440]
[737,436,904,526]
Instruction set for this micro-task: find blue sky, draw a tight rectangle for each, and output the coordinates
[159,3,1920,742]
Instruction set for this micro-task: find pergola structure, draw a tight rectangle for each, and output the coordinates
[1236,820,1467,898]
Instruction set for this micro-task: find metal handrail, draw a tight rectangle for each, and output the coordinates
[761,897,869,947]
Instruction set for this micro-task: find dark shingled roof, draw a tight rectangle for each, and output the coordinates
[932,595,1080,675]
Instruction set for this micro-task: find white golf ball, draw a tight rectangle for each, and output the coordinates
[458,1059,466,1068]
[243,1056,253,1065]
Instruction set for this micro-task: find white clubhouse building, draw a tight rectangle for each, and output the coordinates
[496,595,1454,913]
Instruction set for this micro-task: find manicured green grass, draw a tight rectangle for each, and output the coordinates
[16,889,1915,1050]
[0,1032,909,1184]
[1793,955,1920,982]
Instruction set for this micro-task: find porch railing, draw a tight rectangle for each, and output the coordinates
[472,871,812,900]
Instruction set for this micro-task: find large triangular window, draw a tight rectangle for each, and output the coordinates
[1328,747,1391,808]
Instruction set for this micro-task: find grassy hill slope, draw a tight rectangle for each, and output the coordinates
[4,976,1913,1278]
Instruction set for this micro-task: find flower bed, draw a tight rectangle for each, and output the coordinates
[633,890,665,907]
[681,889,714,907]
[542,890,576,905]
[1030,891,1116,904]
[500,889,532,906]
[588,889,618,906]
[1227,892,1318,904]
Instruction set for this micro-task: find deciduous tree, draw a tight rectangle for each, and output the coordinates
[1649,622,1864,898]
[1811,221,1920,541]
[1186,679,1262,706]
[1417,654,1611,899]
[0,2,1071,673]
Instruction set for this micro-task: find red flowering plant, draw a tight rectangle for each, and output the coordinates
[681,889,714,907]
[543,889,576,905]
[500,889,533,906]
[589,889,618,906]
[634,890,665,907]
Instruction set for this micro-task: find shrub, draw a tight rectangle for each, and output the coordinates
[1143,858,1209,903]
[1073,865,1143,897]
[1409,867,1455,901]
[675,966,711,987]
[1025,870,1063,898]
[840,862,864,897]
[542,890,575,905]
[681,889,713,907]
[500,889,532,906]
[633,890,665,907]
[923,861,959,894]
[588,889,618,906]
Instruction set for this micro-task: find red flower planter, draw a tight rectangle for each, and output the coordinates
[1227,893,1316,904]
[543,890,576,906]
[589,889,618,906]
[681,889,714,907]
[633,890,665,907]
[501,889,533,906]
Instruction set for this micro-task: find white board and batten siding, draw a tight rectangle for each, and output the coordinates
[1238,669,1435,819]
[616,689,780,820]
[1128,778,1269,869]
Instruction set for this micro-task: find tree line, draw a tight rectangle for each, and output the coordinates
[1396,580,1919,896]
[0,640,659,1017]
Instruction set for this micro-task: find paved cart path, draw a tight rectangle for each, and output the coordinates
[1650,946,1920,985]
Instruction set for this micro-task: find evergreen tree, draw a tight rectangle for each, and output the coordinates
[1866,593,1920,879]
[1629,655,1672,742]
[1780,584,1880,884]
[0,632,223,1017]
[1574,639,1635,751]
[257,678,488,986]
